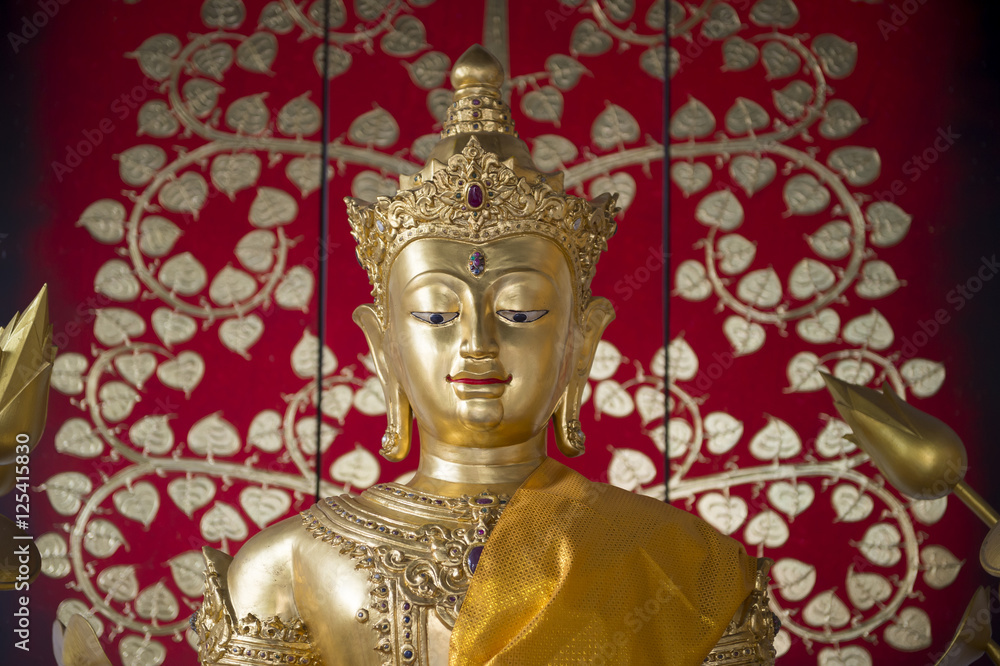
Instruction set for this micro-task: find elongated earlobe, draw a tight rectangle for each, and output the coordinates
[353,305,413,462]
[553,297,615,457]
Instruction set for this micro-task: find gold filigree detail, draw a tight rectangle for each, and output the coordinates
[704,559,777,664]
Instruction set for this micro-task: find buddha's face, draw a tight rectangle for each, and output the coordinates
[381,236,576,447]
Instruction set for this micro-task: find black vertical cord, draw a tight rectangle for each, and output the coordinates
[662,30,671,505]
[314,0,333,504]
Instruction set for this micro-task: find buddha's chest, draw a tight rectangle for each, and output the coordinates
[298,485,508,666]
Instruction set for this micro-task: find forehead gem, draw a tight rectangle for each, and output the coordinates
[468,251,486,277]
[467,183,484,209]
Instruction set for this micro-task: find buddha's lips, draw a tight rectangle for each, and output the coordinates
[446,374,512,385]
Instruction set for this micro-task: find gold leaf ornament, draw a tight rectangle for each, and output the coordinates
[130,34,181,81]
[239,486,292,529]
[182,78,223,118]
[119,635,167,666]
[883,607,932,651]
[749,0,800,29]
[84,519,128,558]
[589,173,636,212]
[225,94,270,135]
[900,358,945,398]
[37,532,71,578]
[855,260,901,299]
[788,258,835,300]
[426,88,452,122]
[545,54,589,91]
[77,199,126,244]
[286,157,329,195]
[159,172,209,217]
[767,480,815,518]
[842,309,894,350]
[235,230,277,273]
[722,37,759,72]
[570,19,612,57]
[634,385,665,424]
[52,352,88,395]
[236,32,278,74]
[593,379,634,418]
[159,252,209,296]
[828,146,881,186]
[99,381,141,422]
[351,376,386,416]
[320,384,353,422]
[833,358,876,386]
[814,418,856,457]
[771,558,816,601]
[313,43,352,79]
[737,268,782,308]
[845,566,893,610]
[202,0,246,29]
[277,95,321,137]
[730,155,776,195]
[723,316,765,356]
[866,201,911,247]
[200,502,249,544]
[330,446,381,489]
[786,351,825,392]
[44,471,92,515]
[113,351,157,389]
[137,100,179,138]
[247,410,283,453]
[801,589,851,629]
[118,145,167,187]
[113,481,160,527]
[192,42,235,82]
[381,16,428,57]
[724,98,770,135]
[211,153,262,199]
[93,307,146,346]
[807,221,852,260]
[674,260,712,301]
[665,419,690,457]
[669,97,715,139]
[704,412,744,455]
[761,41,800,79]
[911,497,947,525]
[701,4,740,40]
[856,523,903,567]
[157,350,205,396]
[669,161,711,196]
[743,510,790,548]
[218,314,265,357]
[817,646,872,666]
[129,415,175,455]
[831,484,874,522]
[139,216,182,257]
[696,189,744,231]
[589,339,624,380]
[275,266,316,311]
[405,51,451,90]
[168,551,208,597]
[521,86,565,126]
[749,417,801,460]
[259,2,294,34]
[96,564,140,602]
[151,307,197,347]
[607,448,656,491]
[820,99,863,140]
[696,493,748,535]
[308,0,346,29]
[188,413,241,457]
[57,599,103,637]
[167,475,216,517]
[290,331,336,378]
[209,266,257,306]
[295,418,337,455]
[716,234,756,275]
[54,418,103,458]
[135,582,179,622]
[592,103,641,148]
[919,544,962,589]
[640,45,666,81]
[646,0,666,29]
[249,187,298,227]
[812,33,858,79]
[355,0,390,20]
[795,308,840,344]
[94,259,141,302]
[351,171,398,200]
[784,174,830,215]
[772,80,813,119]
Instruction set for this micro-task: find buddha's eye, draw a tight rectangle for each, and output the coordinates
[410,312,459,325]
[497,310,548,324]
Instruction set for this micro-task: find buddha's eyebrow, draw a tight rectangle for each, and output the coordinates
[401,267,558,290]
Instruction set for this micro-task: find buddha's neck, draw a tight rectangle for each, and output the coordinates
[405,431,547,498]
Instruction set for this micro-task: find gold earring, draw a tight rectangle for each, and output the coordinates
[553,387,586,457]
[380,384,412,462]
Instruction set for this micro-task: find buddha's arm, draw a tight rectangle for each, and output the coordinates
[195,517,319,665]
[704,559,778,665]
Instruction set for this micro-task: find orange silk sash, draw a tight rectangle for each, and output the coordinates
[448,458,757,665]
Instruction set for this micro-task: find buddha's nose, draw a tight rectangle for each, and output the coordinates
[459,309,499,360]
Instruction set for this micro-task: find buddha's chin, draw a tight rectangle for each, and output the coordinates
[456,399,504,432]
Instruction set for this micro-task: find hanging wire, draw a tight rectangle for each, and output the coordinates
[314,0,333,504]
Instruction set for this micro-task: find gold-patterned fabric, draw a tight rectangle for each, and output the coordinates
[449,458,758,665]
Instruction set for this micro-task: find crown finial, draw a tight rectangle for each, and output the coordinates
[450,45,504,95]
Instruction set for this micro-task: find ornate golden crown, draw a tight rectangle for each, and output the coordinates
[346,45,618,322]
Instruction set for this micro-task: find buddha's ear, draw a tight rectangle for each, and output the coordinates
[553,297,615,457]
[353,304,412,462]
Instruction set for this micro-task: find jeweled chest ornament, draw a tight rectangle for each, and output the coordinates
[468,250,485,276]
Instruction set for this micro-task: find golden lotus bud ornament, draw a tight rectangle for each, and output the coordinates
[822,373,967,499]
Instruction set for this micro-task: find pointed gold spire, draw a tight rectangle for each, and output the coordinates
[0,285,57,464]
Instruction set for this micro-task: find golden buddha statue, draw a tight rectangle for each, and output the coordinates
[195,46,776,666]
